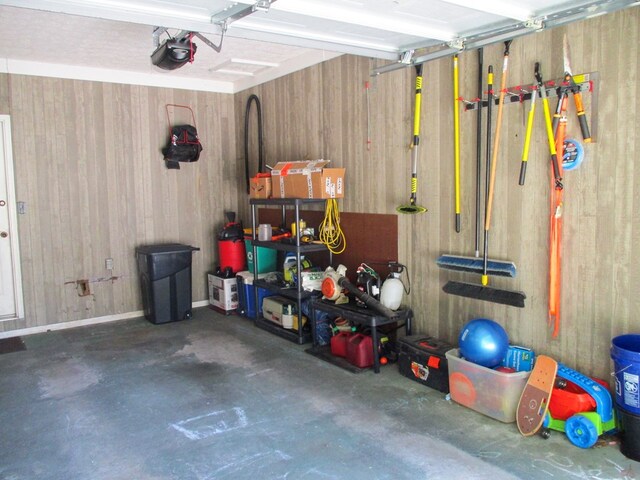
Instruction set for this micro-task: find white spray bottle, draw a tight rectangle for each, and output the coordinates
[380,262,407,310]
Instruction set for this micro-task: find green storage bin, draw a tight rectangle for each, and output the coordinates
[245,239,277,274]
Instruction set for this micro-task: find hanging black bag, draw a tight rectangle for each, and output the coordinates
[162,105,203,169]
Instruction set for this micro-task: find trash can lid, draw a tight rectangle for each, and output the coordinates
[136,243,200,255]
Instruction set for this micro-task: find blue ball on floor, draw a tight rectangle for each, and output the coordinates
[459,318,509,368]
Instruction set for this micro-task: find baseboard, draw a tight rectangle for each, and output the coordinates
[0,300,210,339]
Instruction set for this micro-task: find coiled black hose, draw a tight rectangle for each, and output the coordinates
[244,94,264,193]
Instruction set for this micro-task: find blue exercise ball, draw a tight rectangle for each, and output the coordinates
[458,318,509,368]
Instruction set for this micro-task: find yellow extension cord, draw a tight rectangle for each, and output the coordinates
[319,199,346,255]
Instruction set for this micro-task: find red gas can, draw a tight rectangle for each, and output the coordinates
[346,333,373,368]
[331,331,352,357]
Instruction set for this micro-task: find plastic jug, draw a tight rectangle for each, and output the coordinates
[380,272,403,310]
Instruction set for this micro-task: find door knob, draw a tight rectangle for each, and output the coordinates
[0,200,5,206]
[0,232,7,238]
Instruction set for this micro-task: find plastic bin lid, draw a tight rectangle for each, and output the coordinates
[136,243,200,255]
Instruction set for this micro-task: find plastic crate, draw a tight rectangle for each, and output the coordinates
[446,348,530,423]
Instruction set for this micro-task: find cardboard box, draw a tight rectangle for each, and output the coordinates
[271,160,345,199]
[208,274,238,313]
[500,345,535,372]
[249,174,272,199]
[262,295,307,330]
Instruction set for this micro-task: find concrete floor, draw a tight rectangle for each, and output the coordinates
[0,307,638,480]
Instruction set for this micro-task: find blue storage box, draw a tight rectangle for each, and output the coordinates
[236,271,274,318]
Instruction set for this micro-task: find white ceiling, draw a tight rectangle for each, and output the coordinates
[0,0,638,93]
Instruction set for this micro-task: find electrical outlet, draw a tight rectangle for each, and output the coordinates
[105,258,114,270]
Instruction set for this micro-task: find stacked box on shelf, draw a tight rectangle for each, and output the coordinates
[270,160,345,199]
[262,296,307,331]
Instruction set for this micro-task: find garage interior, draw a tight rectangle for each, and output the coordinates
[1,1,640,478]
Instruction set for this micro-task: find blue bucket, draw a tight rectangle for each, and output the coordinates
[611,334,640,415]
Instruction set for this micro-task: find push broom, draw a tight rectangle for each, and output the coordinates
[397,64,427,214]
[443,41,526,308]
[437,49,516,278]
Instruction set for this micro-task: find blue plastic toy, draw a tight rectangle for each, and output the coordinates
[458,318,509,368]
[541,363,616,448]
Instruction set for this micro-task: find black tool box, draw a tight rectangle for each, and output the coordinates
[397,335,454,393]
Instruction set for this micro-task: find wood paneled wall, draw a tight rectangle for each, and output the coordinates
[0,8,637,378]
[0,76,240,332]
[235,8,639,379]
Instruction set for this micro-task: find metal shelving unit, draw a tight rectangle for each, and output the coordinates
[249,198,331,344]
[307,298,413,373]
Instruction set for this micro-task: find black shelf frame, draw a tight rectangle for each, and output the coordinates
[255,316,313,345]
[249,197,331,345]
[308,298,413,373]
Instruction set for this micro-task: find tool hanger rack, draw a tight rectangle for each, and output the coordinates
[460,71,598,141]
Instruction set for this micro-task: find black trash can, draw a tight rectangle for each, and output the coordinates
[136,244,200,324]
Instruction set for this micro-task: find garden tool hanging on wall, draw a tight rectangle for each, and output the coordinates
[397,64,427,214]
[437,50,516,279]
[443,41,525,308]
[535,62,564,337]
[453,54,462,232]
[547,35,592,338]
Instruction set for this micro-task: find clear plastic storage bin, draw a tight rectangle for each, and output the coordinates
[446,348,530,423]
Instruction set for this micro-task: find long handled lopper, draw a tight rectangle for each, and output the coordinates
[443,41,525,308]
[397,64,427,214]
[548,35,591,337]
[534,62,564,336]
[518,71,537,185]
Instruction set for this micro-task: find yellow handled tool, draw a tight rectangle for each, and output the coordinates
[518,79,537,185]
[453,54,461,232]
[397,64,427,214]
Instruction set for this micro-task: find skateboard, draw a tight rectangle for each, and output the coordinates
[516,355,558,436]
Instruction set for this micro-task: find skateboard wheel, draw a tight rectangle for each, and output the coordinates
[555,378,567,389]
[540,427,551,439]
[565,414,598,449]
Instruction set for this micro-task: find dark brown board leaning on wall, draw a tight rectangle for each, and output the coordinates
[256,209,398,281]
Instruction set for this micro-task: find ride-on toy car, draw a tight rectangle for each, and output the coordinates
[541,363,616,448]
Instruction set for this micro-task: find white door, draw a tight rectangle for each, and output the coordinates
[0,115,23,321]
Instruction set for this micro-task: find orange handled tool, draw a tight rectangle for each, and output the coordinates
[562,34,591,143]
